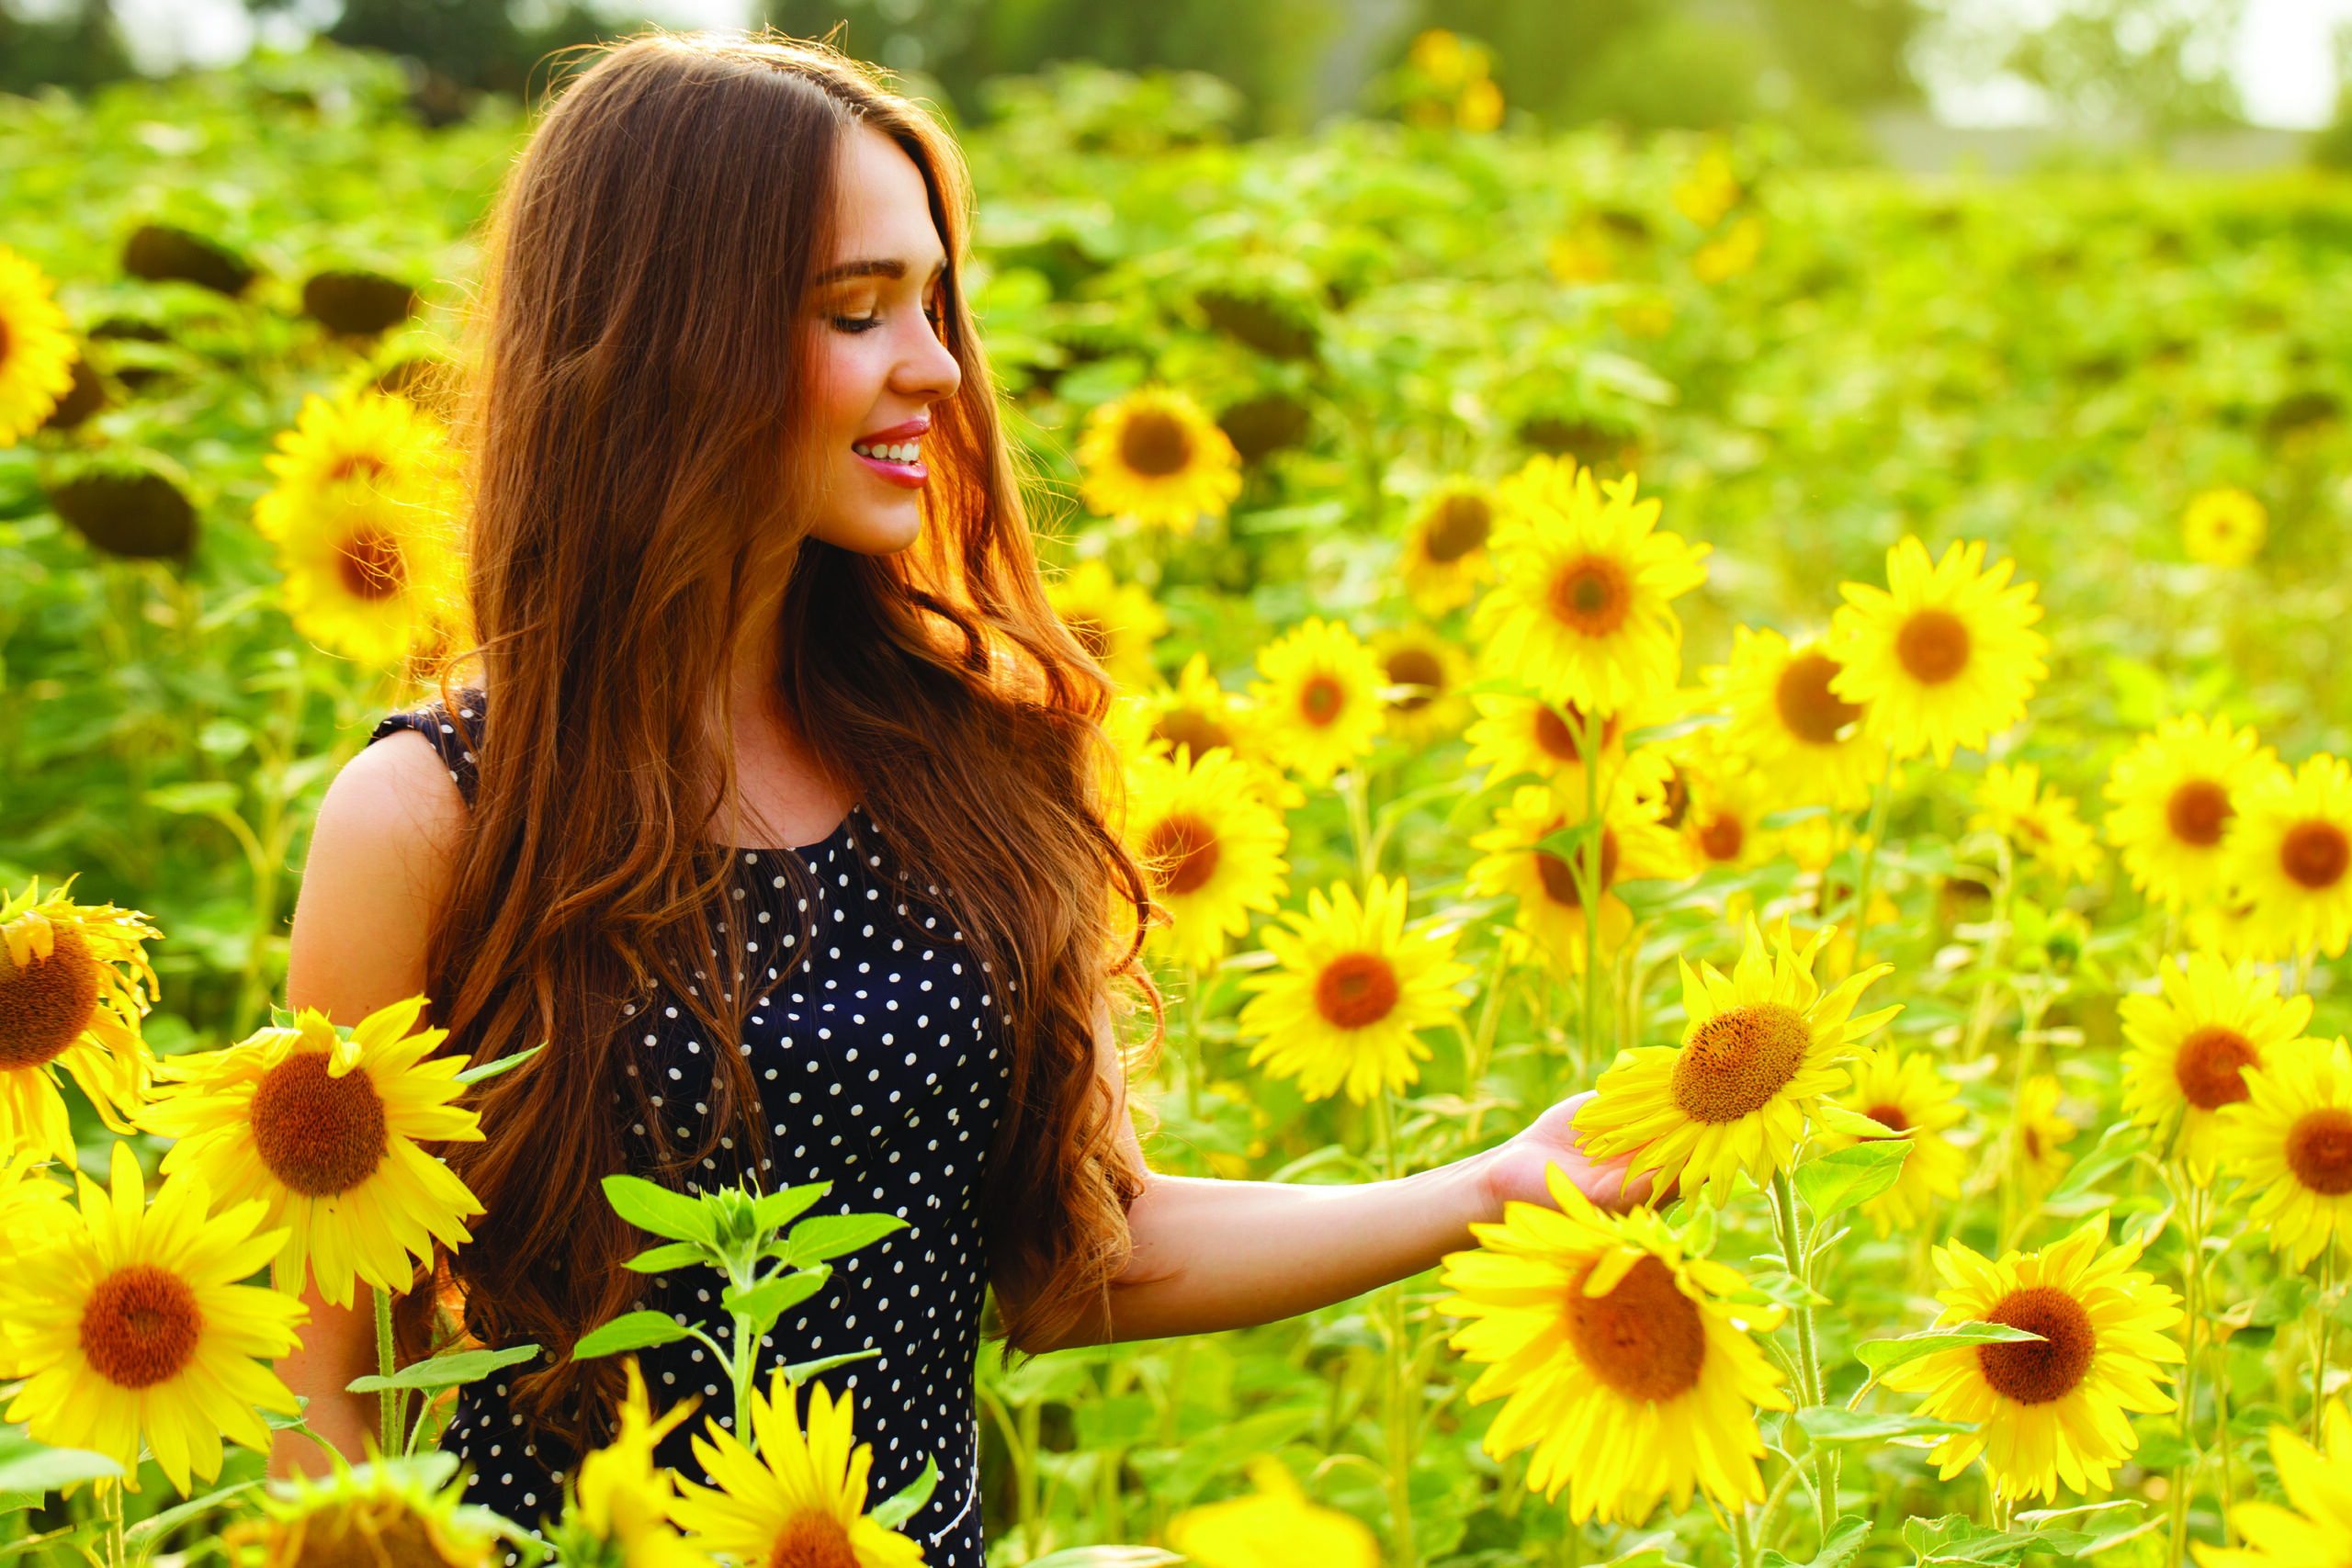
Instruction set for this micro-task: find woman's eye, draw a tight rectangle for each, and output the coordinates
[831,313,884,333]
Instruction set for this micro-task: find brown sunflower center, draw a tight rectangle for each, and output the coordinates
[1298,673,1347,728]
[79,1262,203,1390]
[336,529,407,603]
[1976,1284,2097,1404]
[2280,820,2351,892]
[250,1051,390,1197]
[324,452,393,487]
[1670,1002,1812,1124]
[1536,826,1619,909]
[0,318,12,369]
[0,922,101,1071]
[1774,651,1863,745]
[1548,555,1633,637]
[1864,1102,1911,1134]
[1423,492,1491,563]
[1697,812,1745,863]
[1534,703,1613,764]
[1143,814,1221,897]
[1153,708,1232,759]
[1065,615,1109,660]
[1385,649,1444,712]
[766,1509,859,1568]
[2164,779,2232,848]
[1895,608,1972,685]
[1315,952,1401,1030]
[2172,1025,2257,1111]
[280,1504,452,1568]
[1118,409,1193,479]
[1566,1254,1706,1403]
[2286,1108,2352,1197]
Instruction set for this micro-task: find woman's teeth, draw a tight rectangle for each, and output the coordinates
[854,441,921,463]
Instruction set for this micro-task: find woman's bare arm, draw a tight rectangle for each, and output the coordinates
[272,730,466,1475]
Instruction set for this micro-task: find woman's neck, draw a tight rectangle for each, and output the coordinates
[722,595,854,852]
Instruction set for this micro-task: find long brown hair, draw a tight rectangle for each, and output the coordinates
[401,30,1148,1450]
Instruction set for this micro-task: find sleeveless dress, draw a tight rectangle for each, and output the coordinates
[368,698,1009,1566]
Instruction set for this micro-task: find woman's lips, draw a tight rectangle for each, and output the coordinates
[854,448,928,488]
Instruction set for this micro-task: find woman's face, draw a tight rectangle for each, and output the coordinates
[798,125,963,556]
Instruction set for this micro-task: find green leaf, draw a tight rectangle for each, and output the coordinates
[1732,1269,1831,1309]
[623,1241,711,1274]
[601,1174,718,1245]
[0,1526,81,1561]
[776,1348,881,1385]
[1810,1516,1872,1568]
[571,1311,695,1360]
[454,1043,543,1086]
[752,1183,828,1235]
[1792,1142,1911,1219]
[868,1455,940,1529]
[782,1212,908,1267]
[123,1479,258,1548]
[345,1345,541,1395]
[144,781,243,817]
[1795,1406,1971,1442]
[1854,1321,2046,1375]
[0,1430,122,1497]
[2249,1274,2314,1326]
[2045,1122,2147,1203]
[722,1267,831,1332]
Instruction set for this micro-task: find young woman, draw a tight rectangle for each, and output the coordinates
[279,31,1642,1563]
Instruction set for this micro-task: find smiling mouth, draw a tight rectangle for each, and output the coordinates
[853,437,922,464]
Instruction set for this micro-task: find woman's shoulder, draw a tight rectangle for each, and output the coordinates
[368,688,487,804]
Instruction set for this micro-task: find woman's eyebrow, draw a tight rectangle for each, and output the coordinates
[813,256,949,285]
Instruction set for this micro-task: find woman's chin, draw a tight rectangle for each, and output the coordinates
[808,505,923,557]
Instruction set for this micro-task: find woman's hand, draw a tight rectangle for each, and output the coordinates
[1475,1090,1657,1220]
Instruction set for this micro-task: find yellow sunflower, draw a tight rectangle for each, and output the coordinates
[2120,951,2312,1179]
[1112,655,1296,809]
[0,879,161,1162]
[1575,919,1898,1204]
[1396,479,1498,613]
[1465,782,1686,974]
[1827,536,2047,764]
[558,1359,710,1568]
[2224,752,2352,959]
[1707,626,1883,810]
[2103,714,2278,910]
[0,1150,73,1291]
[2194,1400,2352,1568]
[258,479,464,671]
[1464,694,1618,789]
[227,1452,505,1568]
[257,388,447,500]
[2215,1035,2352,1269]
[2016,1073,2077,1192]
[1374,625,1473,747]
[142,995,485,1308]
[1679,754,1780,872]
[1046,558,1167,689]
[0,1142,305,1495]
[1820,1049,1967,1236]
[1237,874,1472,1104]
[0,245,77,445]
[1165,1458,1379,1568]
[671,1372,923,1568]
[2182,487,2267,568]
[1076,387,1242,533]
[1125,744,1289,970]
[1248,616,1386,787]
[1473,457,1710,715]
[1971,762,2103,887]
[1880,1216,2183,1504]
[1437,1171,1788,1524]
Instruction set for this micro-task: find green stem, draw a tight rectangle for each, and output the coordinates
[1374,1090,1417,1568]
[373,1286,399,1459]
[2168,1179,2206,1568]
[1734,1508,1758,1568]
[1576,705,1604,1070]
[1847,745,1895,973]
[1770,1169,1837,1546]
[2316,1247,2336,1441]
[102,1475,125,1568]
[732,1305,757,1450]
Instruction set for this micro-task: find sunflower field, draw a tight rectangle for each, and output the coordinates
[6,30,2352,1568]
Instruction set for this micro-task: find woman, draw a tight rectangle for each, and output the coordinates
[279,31,1640,1563]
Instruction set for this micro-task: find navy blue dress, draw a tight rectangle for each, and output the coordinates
[369,698,1008,1565]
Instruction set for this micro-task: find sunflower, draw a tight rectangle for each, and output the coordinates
[2016,1073,2077,1192]
[0,879,161,1162]
[1374,625,1472,747]
[1465,782,1686,975]
[1827,536,2047,764]
[1396,479,1498,613]
[141,995,485,1308]
[1575,919,1898,1204]
[2182,487,2267,568]
[671,1372,923,1568]
[553,1360,710,1568]
[1077,387,1242,534]
[0,245,76,445]
[1125,744,1289,971]
[0,1141,305,1495]
[1437,1171,1788,1524]
[2193,1400,2352,1568]
[1707,626,1883,810]
[2120,951,2312,1179]
[1679,754,1780,872]
[227,1452,505,1568]
[257,478,464,671]
[0,1151,72,1292]
[1880,1216,2183,1503]
[1464,694,1619,789]
[1971,762,2103,887]
[1113,654,1296,809]
[1474,457,1709,715]
[1248,616,1387,786]
[257,388,447,501]
[2215,1035,2352,1269]
[1046,558,1167,689]
[2224,752,2352,959]
[1819,1049,1967,1236]
[2103,714,2278,910]
[1237,874,1472,1104]
[1164,1458,1379,1568]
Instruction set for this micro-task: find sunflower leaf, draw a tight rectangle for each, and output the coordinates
[1795,1406,1972,1442]
[346,1344,541,1394]
[571,1311,695,1360]
[2044,1122,2146,1204]
[623,1241,711,1274]
[869,1454,941,1529]
[721,1265,831,1334]
[752,1182,829,1235]
[121,1479,257,1547]
[0,1430,122,1500]
[601,1174,718,1244]
[1792,1141,1910,1218]
[775,1348,881,1385]
[780,1212,909,1268]
[455,1043,544,1087]
[1853,1321,2046,1375]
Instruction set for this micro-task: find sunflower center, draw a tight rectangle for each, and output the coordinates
[1153,709,1232,758]
[1423,493,1492,562]
[0,922,101,1070]
[1299,674,1347,728]
[2279,820,2351,892]
[1566,1254,1706,1404]
[1534,704,1612,764]
[2164,779,2232,847]
[250,1051,390,1197]
[283,1504,450,1568]
[1118,410,1194,479]
[1315,952,1401,1030]
[1143,814,1221,897]
[1774,651,1863,745]
[79,1262,203,1390]
[1864,1102,1910,1134]
[1385,649,1443,712]
[0,319,12,369]
[1894,608,1972,685]
[1536,827,1619,909]
[766,1508,859,1568]
[1065,615,1109,660]
[2286,1108,2352,1197]
[1669,1002,1812,1124]
[2172,1025,2257,1111]
[336,529,408,603]
[1547,555,1633,637]
[325,452,394,487]
[1976,1284,2097,1404]
[1697,812,1745,863]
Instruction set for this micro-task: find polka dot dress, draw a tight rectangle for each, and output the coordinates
[369,700,1008,1565]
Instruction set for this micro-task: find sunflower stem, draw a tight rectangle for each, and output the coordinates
[372,1285,399,1458]
[99,1476,124,1568]
[1733,1507,1758,1568]
[1577,705,1605,1070]
[1846,745,1896,977]
[1770,1168,1837,1548]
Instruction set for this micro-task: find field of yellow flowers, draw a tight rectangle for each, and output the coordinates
[5,34,2352,1568]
